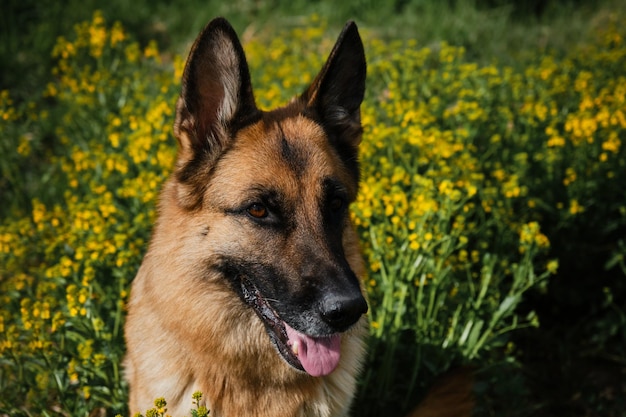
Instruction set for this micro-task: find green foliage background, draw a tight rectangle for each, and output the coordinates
[1,2,625,416]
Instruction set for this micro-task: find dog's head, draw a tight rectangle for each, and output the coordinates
[171,18,367,377]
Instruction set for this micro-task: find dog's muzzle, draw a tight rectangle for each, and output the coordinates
[240,277,366,377]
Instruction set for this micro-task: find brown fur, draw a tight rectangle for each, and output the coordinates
[407,368,475,417]
[124,18,368,417]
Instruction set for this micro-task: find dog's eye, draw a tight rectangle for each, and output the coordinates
[247,203,268,219]
[329,197,345,213]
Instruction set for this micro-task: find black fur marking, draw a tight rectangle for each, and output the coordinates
[321,177,350,229]
[278,126,308,178]
[330,133,361,184]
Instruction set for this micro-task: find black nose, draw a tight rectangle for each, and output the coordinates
[320,293,368,331]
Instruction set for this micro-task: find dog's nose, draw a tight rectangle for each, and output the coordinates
[320,293,368,331]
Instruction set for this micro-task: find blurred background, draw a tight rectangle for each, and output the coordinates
[2,0,623,99]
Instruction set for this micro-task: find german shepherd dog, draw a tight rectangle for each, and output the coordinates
[124,17,369,417]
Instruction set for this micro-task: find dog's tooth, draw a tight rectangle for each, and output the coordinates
[292,341,299,356]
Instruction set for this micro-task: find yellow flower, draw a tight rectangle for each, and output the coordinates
[547,135,565,147]
[144,40,161,61]
[31,200,46,225]
[77,339,94,362]
[569,199,584,215]
[519,222,550,251]
[109,132,121,148]
[602,133,621,153]
[563,167,577,186]
[88,21,107,58]
[547,260,559,274]
[110,21,125,46]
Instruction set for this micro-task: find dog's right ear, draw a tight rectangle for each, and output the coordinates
[173,18,259,209]
[174,17,259,167]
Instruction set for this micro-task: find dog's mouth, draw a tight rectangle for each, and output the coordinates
[240,278,341,377]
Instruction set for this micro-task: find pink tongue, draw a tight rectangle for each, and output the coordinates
[284,323,341,377]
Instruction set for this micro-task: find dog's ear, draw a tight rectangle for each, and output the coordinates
[302,21,366,149]
[174,18,259,164]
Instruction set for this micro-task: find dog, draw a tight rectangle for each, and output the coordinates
[124,17,369,417]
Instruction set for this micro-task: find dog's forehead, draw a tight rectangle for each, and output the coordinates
[275,116,331,167]
[208,115,355,203]
[238,116,345,177]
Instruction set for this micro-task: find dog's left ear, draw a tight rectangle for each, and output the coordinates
[302,21,366,148]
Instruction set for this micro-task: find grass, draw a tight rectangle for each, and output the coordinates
[1,1,625,416]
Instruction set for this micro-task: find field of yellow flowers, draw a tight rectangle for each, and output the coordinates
[1,10,625,416]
